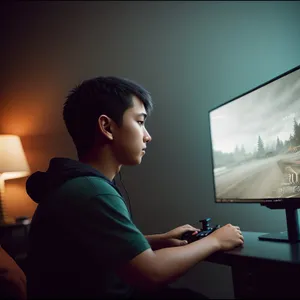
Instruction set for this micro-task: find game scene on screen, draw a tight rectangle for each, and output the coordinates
[210,68,300,202]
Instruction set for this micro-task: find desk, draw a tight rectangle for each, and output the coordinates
[206,231,300,298]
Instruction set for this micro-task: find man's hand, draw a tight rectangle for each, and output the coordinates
[208,224,244,251]
[162,224,200,247]
[145,224,200,250]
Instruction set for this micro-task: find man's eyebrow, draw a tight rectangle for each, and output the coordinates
[137,113,147,119]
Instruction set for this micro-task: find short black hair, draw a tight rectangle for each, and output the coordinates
[63,76,153,158]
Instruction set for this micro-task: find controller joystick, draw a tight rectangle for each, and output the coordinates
[181,218,220,244]
[200,218,211,231]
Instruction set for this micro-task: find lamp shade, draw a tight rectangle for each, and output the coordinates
[0,135,30,180]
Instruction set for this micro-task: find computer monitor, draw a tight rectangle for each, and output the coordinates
[208,65,300,243]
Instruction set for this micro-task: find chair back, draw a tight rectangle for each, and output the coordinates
[0,246,27,300]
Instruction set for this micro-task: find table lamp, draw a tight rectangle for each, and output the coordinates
[0,135,31,224]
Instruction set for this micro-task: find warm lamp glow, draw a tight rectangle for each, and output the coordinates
[0,134,31,224]
[0,135,30,180]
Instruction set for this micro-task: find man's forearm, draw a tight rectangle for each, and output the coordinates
[145,233,167,250]
[116,234,221,290]
[152,235,220,285]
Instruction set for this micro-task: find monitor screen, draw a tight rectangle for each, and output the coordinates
[209,65,300,203]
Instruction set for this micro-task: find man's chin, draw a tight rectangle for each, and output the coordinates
[127,157,143,166]
[133,158,143,165]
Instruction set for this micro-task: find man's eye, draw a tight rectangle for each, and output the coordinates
[137,121,144,125]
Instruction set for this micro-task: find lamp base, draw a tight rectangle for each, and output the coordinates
[0,216,16,225]
[0,177,18,225]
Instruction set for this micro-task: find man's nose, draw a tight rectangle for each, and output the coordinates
[144,129,152,143]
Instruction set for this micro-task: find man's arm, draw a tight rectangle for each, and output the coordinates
[118,234,220,290]
[144,234,169,250]
[117,224,244,290]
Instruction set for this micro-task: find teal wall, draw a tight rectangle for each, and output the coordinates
[1,1,300,298]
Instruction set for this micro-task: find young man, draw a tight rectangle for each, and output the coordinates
[25,76,244,299]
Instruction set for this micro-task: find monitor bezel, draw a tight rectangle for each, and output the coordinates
[208,65,300,204]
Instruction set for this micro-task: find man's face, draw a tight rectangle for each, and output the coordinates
[111,96,152,165]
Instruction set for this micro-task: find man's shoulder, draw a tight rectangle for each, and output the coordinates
[62,176,121,198]
[36,175,128,222]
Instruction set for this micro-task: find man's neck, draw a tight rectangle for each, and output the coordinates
[79,147,121,181]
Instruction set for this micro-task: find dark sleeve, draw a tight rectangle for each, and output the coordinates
[73,193,151,268]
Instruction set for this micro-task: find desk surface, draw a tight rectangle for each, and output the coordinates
[207,231,300,266]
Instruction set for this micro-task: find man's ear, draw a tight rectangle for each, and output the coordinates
[98,115,114,141]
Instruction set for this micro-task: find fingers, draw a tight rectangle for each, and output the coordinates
[238,231,244,244]
[180,240,188,246]
[170,239,188,247]
[183,224,200,231]
[237,230,243,238]
[234,226,242,234]
[234,225,244,243]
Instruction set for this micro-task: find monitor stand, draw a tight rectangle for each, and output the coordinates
[259,201,300,243]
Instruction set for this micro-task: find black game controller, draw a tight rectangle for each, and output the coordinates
[181,218,221,243]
